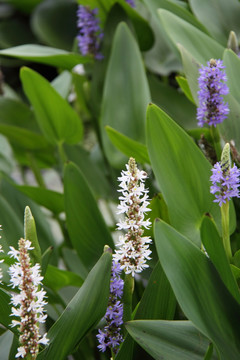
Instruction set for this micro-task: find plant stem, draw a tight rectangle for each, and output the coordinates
[122,274,134,335]
[27,153,46,188]
[221,201,232,261]
[210,125,222,161]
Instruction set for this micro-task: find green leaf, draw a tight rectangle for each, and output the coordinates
[64,162,114,270]
[146,103,225,245]
[44,264,83,291]
[148,74,196,129]
[106,126,150,164]
[0,45,89,69]
[24,206,42,265]
[189,0,240,45]
[223,49,240,104]
[0,125,50,150]
[64,144,111,199]
[38,250,112,360]
[158,9,224,64]
[101,22,151,168]
[0,289,14,332]
[175,76,195,104]
[1,0,42,13]
[15,186,64,215]
[200,215,240,304]
[154,219,240,359]
[20,67,83,145]
[126,320,218,360]
[31,0,78,51]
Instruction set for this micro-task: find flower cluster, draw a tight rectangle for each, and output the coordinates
[210,143,240,206]
[96,261,124,354]
[125,0,136,7]
[113,157,152,276]
[8,238,48,359]
[210,162,240,206]
[197,59,229,127]
[77,5,103,60]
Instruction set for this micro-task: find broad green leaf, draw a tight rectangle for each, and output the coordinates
[101,22,151,168]
[51,71,72,99]
[0,330,14,360]
[189,0,240,45]
[38,250,112,360]
[20,67,83,145]
[0,125,50,150]
[62,248,88,280]
[64,162,114,270]
[0,134,15,175]
[15,186,64,215]
[200,215,240,304]
[135,261,176,320]
[175,76,195,104]
[0,45,89,69]
[0,289,14,332]
[223,49,240,104]
[24,206,42,265]
[44,264,83,291]
[64,144,111,199]
[154,219,240,359]
[31,0,78,51]
[158,9,224,64]
[106,126,150,164]
[148,74,196,129]
[0,179,55,255]
[146,103,229,245]
[126,320,218,360]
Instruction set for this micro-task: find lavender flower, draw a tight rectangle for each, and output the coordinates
[125,0,136,7]
[96,261,124,354]
[210,143,240,206]
[113,158,152,276]
[8,238,48,359]
[197,59,229,127]
[77,5,103,60]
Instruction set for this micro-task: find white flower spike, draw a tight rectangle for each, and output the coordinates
[8,238,49,359]
[113,158,152,276]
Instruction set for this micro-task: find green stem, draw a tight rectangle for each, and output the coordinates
[58,141,67,166]
[221,201,232,261]
[27,153,46,188]
[210,125,222,161]
[123,274,134,335]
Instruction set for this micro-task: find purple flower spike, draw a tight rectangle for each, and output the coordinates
[125,0,136,7]
[96,261,124,354]
[197,59,229,127]
[210,143,240,206]
[77,5,103,60]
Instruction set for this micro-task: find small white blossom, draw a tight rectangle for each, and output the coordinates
[113,158,152,276]
[8,238,49,359]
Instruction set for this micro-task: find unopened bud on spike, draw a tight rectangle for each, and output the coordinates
[221,143,231,174]
[227,31,239,54]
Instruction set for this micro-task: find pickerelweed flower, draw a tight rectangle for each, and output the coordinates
[125,0,136,7]
[197,59,229,127]
[8,238,49,359]
[113,158,152,276]
[96,260,124,354]
[210,143,240,206]
[77,5,103,60]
